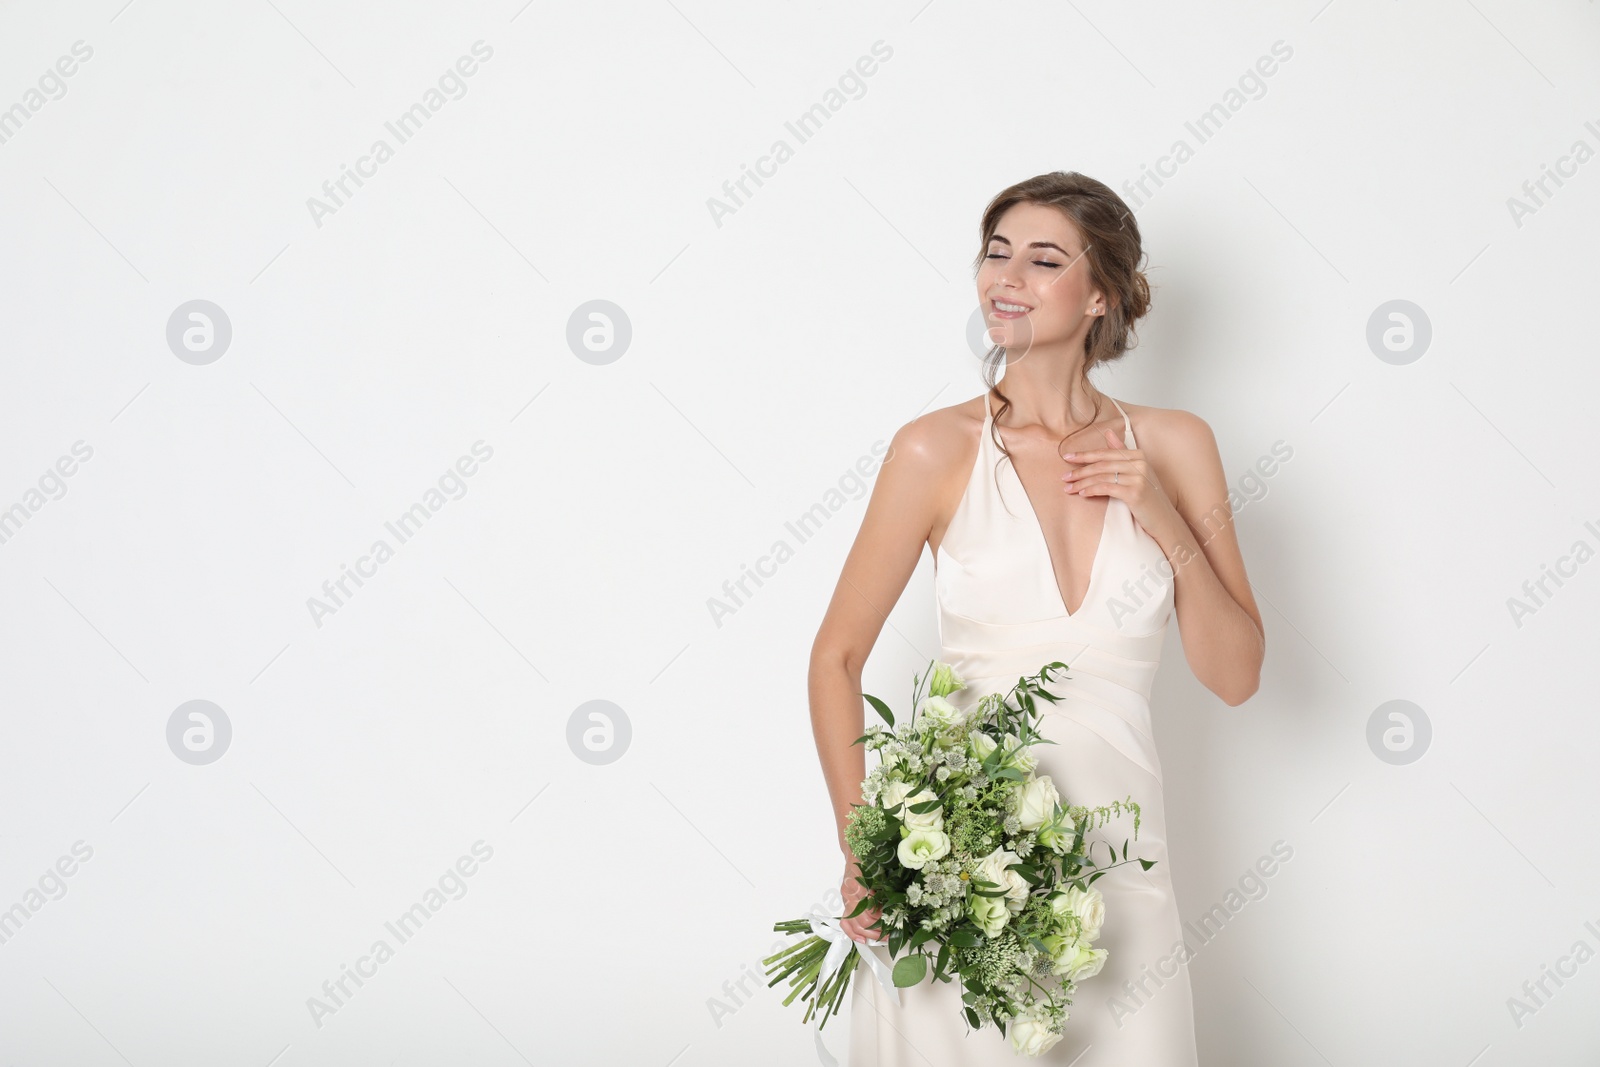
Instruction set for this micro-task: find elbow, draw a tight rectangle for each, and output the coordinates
[1216,663,1262,707]
[1215,626,1265,707]
[809,637,864,679]
[1218,680,1258,708]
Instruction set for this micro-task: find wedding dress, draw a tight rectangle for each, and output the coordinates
[848,391,1200,1065]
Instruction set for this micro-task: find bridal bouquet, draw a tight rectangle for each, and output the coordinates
[764,659,1155,1058]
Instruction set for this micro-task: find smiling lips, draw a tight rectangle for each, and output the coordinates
[991,297,1032,319]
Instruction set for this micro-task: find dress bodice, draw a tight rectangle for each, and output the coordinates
[933,390,1177,703]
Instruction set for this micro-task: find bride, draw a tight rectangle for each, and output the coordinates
[807,171,1264,1064]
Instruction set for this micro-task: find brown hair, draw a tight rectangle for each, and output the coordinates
[971,171,1153,469]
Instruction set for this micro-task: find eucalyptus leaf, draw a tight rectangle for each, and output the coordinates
[891,954,927,988]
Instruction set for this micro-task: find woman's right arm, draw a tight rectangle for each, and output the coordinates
[808,413,958,941]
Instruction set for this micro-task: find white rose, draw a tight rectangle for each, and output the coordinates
[1036,815,1070,854]
[897,828,951,870]
[1015,775,1060,831]
[881,780,914,813]
[1001,733,1038,773]
[1008,1008,1062,1056]
[899,788,944,833]
[969,732,998,761]
[968,890,1011,937]
[976,847,1030,912]
[1054,942,1109,983]
[919,693,967,729]
[1050,885,1105,943]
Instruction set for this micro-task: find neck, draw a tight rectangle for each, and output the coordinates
[995,350,1102,434]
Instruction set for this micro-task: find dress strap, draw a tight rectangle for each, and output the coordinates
[983,389,993,421]
[1107,397,1136,448]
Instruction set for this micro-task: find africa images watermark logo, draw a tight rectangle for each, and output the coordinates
[1505,117,1600,229]
[0,39,95,147]
[0,841,95,948]
[1507,916,1600,1029]
[0,440,94,548]
[706,440,888,628]
[305,840,495,1028]
[1107,839,1294,1027]
[705,40,894,228]
[306,441,494,628]
[1504,517,1600,629]
[306,41,495,229]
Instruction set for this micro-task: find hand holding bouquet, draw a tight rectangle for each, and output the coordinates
[765,659,1155,1058]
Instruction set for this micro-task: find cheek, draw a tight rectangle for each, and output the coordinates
[1032,300,1075,330]
[1041,275,1086,304]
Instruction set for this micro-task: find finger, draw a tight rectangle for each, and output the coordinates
[1064,440,1137,463]
[1080,479,1126,498]
[1062,466,1111,492]
[1064,461,1141,490]
[1061,461,1108,482]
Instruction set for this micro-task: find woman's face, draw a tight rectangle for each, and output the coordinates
[976,202,1103,359]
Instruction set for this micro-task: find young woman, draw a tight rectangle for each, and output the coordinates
[808,171,1265,1065]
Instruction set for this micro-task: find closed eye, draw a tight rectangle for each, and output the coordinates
[985,253,1062,268]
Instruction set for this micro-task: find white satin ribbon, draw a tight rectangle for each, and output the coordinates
[803,903,902,1067]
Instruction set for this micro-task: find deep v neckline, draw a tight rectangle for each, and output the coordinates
[989,392,1130,620]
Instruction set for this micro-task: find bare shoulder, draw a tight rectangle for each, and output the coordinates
[1122,401,1215,452]
[1121,401,1221,511]
[875,394,989,550]
[882,393,988,480]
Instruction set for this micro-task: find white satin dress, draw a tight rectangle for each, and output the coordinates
[849,391,1199,1065]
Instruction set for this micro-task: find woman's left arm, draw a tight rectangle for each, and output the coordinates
[1067,410,1265,705]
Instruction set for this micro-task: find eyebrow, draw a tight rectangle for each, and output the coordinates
[989,235,1075,256]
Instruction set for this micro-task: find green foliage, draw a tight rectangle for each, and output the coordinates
[891,954,927,987]
[843,803,890,860]
[771,658,1160,1051]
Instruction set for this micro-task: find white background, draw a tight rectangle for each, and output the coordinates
[1,1,1597,1064]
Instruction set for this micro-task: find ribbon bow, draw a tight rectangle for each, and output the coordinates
[802,903,901,1067]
